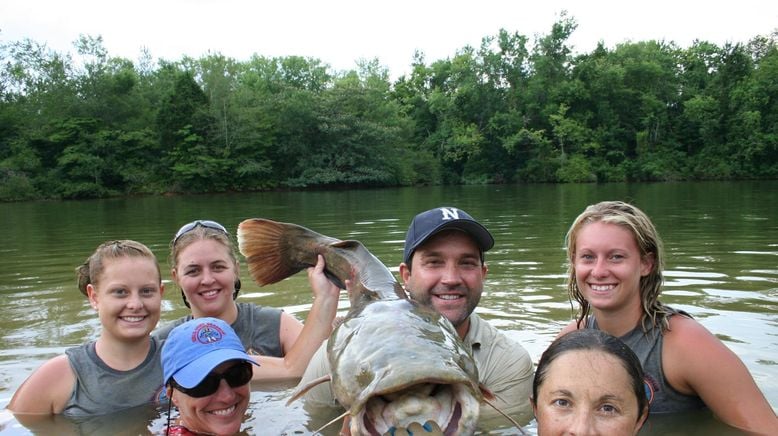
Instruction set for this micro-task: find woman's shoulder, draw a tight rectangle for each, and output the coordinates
[7,354,75,413]
[666,312,707,337]
[663,313,721,359]
[556,318,585,339]
[35,354,74,378]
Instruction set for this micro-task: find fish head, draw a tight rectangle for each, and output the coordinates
[328,299,482,435]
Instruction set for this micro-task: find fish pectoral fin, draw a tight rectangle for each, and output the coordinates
[286,374,333,406]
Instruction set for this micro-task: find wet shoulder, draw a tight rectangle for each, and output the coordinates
[556,319,581,338]
[664,313,710,344]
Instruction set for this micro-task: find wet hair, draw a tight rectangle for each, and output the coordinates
[533,329,649,421]
[565,200,672,333]
[169,222,241,307]
[76,240,160,296]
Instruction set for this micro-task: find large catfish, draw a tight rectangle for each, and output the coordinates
[237,218,490,435]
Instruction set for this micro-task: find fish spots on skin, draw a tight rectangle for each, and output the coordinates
[357,369,375,387]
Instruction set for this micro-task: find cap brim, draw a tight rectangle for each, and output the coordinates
[171,349,258,388]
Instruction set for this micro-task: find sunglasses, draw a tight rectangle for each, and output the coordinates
[170,361,253,398]
[173,220,229,245]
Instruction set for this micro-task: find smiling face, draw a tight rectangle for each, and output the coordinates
[533,350,647,436]
[172,360,250,435]
[572,222,653,316]
[400,230,487,337]
[87,256,163,341]
[173,239,239,320]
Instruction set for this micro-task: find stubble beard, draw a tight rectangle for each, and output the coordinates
[411,287,481,329]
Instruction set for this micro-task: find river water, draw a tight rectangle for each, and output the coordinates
[0,182,776,435]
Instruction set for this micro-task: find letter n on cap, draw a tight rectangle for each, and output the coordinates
[440,207,460,220]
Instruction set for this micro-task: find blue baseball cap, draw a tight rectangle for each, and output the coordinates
[162,317,257,388]
[403,207,494,265]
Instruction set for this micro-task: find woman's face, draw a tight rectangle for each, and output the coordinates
[173,239,238,319]
[533,350,647,436]
[573,221,652,314]
[172,360,251,435]
[87,256,163,341]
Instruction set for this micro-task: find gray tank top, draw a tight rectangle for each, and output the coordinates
[63,336,166,417]
[587,310,707,414]
[153,302,284,356]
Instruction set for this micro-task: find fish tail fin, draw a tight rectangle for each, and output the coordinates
[238,218,307,286]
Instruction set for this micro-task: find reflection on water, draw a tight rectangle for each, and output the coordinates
[0,182,776,434]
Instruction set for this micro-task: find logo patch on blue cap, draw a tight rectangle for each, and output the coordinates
[192,322,225,344]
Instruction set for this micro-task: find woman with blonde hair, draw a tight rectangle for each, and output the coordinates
[9,240,166,416]
[558,201,777,434]
[154,220,340,380]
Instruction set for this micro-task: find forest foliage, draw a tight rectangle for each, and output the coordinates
[1,14,777,201]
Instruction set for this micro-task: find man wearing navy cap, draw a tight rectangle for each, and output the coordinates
[400,206,495,339]
[299,206,534,423]
[398,207,533,419]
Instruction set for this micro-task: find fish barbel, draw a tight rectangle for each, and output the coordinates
[237,218,483,435]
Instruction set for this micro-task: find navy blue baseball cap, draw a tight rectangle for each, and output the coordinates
[403,207,494,265]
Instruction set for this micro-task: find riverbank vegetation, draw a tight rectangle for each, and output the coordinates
[1,14,777,201]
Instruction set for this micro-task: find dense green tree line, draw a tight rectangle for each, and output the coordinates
[1,15,776,201]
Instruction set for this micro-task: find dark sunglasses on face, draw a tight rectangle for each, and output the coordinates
[173,220,229,245]
[170,361,253,398]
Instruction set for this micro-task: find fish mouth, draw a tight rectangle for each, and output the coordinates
[353,383,479,436]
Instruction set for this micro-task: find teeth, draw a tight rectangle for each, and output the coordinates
[591,284,614,291]
[201,290,219,297]
[437,295,461,300]
[209,404,236,416]
[121,316,145,322]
